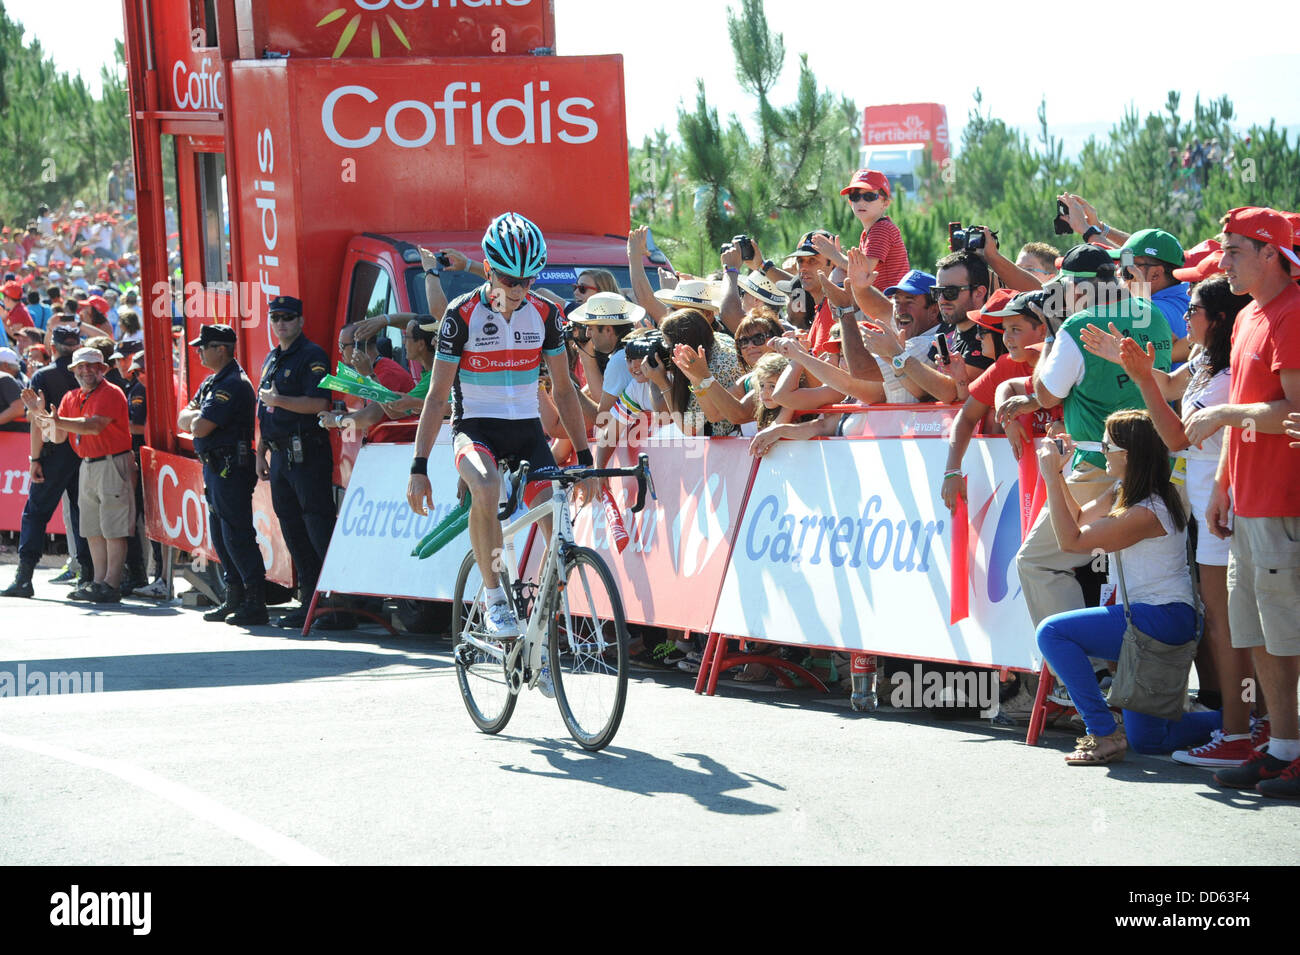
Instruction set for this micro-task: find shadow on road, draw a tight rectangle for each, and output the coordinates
[499,737,784,815]
[0,648,451,694]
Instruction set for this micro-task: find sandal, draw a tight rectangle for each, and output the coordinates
[732,663,770,683]
[1065,726,1127,766]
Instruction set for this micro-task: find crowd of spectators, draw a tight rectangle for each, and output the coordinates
[381,171,1293,793]
[4,163,1299,795]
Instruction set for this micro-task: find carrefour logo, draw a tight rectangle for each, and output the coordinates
[744,494,943,572]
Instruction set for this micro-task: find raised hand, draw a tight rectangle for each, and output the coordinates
[1117,336,1157,382]
[1080,322,1124,364]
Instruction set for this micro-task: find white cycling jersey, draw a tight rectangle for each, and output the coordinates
[435,284,566,425]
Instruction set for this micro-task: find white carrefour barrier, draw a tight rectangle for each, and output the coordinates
[316,438,530,601]
[711,437,1039,671]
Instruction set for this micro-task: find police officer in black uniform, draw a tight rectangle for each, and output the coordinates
[2,325,94,598]
[256,295,336,630]
[179,324,267,625]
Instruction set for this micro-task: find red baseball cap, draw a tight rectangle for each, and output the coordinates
[967,287,1017,332]
[839,168,892,200]
[1172,238,1224,283]
[1282,211,1300,247]
[85,295,110,315]
[2,280,22,300]
[1221,206,1300,275]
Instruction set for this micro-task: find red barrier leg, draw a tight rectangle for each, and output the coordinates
[694,632,720,695]
[301,589,322,638]
[1026,666,1053,746]
[705,633,730,696]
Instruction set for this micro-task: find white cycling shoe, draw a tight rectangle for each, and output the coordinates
[485,601,520,639]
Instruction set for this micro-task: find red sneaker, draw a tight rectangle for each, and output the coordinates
[1251,715,1270,751]
[1172,731,1255,768]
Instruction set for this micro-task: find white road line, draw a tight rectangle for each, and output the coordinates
[0,732,335,866]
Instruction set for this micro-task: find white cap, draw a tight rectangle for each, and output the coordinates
[0,346,20,366]
[69,347,106,368]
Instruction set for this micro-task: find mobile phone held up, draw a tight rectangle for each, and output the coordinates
[935,333,951,363]
[1054,199,1073,236]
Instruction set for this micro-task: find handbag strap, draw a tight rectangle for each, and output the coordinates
[1113,550,1133,621]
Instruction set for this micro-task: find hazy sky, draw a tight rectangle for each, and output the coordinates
[11,0,1300,153]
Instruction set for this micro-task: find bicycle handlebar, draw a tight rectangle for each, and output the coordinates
[497,453,655,520]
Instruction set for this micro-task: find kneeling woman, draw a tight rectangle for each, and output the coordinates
[1036,409,1219,765]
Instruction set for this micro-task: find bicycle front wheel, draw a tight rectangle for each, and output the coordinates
[547,547,628,751]
[452,550,517,735]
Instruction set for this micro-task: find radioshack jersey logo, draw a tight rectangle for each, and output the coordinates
[463,353,535,372]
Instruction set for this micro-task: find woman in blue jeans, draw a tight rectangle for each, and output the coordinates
[1036,409,1220,765]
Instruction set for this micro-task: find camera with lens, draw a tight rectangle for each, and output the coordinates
[623,329,673,368]
[563,323,589,345]
[730,234,756,262]
[947,222,999,253]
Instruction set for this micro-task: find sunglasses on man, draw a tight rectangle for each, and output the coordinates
[491,270,534,289]
[846,190,883,203]
[929,285,973,302]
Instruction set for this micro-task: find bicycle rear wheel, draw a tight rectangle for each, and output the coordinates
[452,550,517,734]
[547,547,628,751]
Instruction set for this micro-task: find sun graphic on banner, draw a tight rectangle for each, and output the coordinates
[316,8,413,58]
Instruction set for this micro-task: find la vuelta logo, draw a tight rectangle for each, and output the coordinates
[317,0,535,57]
[670,474,729,577]
[968,483,1021,604]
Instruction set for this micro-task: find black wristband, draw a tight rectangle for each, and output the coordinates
[575,449,594,467]
[410,456,428,475]
[761,259,775,272]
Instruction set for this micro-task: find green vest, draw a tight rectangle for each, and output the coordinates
[1059,294,1172,470]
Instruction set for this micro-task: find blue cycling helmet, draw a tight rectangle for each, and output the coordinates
[481,212,547,279]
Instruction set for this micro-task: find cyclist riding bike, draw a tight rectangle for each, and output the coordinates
[406,212,595,643]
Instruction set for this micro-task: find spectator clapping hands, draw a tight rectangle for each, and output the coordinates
[811,232,847,273]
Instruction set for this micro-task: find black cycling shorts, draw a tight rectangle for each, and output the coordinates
[452,417,556,473]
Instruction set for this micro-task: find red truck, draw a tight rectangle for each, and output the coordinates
[116,0,653,594]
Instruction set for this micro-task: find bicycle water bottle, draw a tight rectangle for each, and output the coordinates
[849,653,878,712]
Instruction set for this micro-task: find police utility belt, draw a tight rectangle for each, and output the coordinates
[199,441,253,474]
[263,429,327,463]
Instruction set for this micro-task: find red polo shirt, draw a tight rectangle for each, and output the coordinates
[967,345,1061,435]
[57,379,132,459]
[859,216,910,293]
[373,355,416,394]
[1227,281,1300,518]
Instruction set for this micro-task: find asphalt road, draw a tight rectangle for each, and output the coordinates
[1,567,1295,866]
